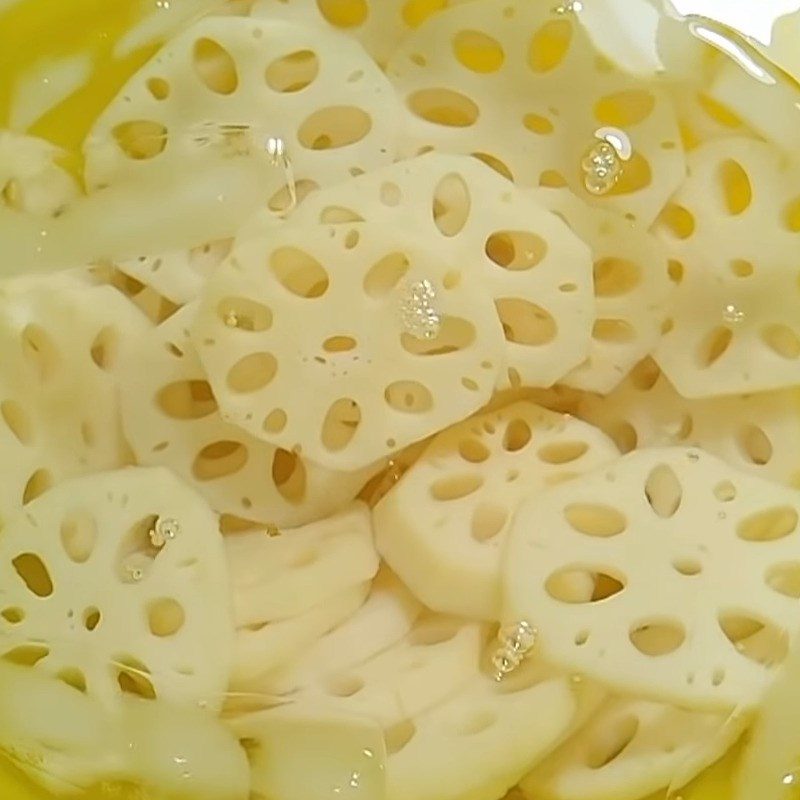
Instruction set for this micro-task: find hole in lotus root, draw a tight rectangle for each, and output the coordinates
[3,644,50,667]
[298,106,372,150]
[718,160,752,215]
[271,449,307,504]
[718,612,788,666]
[57,668,87,693]
[401,316,476,356]
[585,715,640,768]
[325,673,365,698]
[265,50,319,93]
[363,252,410,297]
[593,258,641,297]
[645,464,683,518]
[594,90,656,127]
[269,179,319,214]
[408,89,479,128]
[21,324,59,381]
[458,438,490,463]
[115,514,162,583]
[451,709,498,737]
[546,567,626,603]
[737,507,798,542]
[470,503,508,542]
[317,0,368,27]
[697,326,733,368]
[115,656,157,700]
[263,409,288,434]
[60,510,98,564]
[564,504,627,538]
[609,421,638,454]
[156,380,218,420]
[90,326,119,371]
[192,440,248,481]
[1,400,33,445]
[523,113,554,135]
[192,38,238,94]
[430,473,483,501]
[761,325,800,360]
[270,247,330,298]
[226,353,278,394]
[540,170,568,188]
[1,607,24,624]
[472,152,513,181]
[384,381,434,414]
[12,553,54,597]
[112,121,167,160]
[538,441,589,465]
[148,598,186,637]
[432,173,471,237]
[321,399,361,452]
[657,204,696,239]
[495,299,556,346]
[673,558,703,577]
[320,205,363,224]
[453,29,505,73]
[783,197,800,233]
[528,19,573,72]
[766,563,800,599]
[217,297,273,332]
[714,480,737,502]
[629,357,661,391]
[83,606,101,632]
[146,77,170,100]
[503,418,532,452]
[737,425,773,466]
[384,720,416,755]
[629,620,686,656]
[485,231,547,271]
[607,152,652,196]
[22,469,53,504]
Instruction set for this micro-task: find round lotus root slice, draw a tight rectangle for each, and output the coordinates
[503,446,800,711]
[0,467,234,713]
[232,581,371,686]
[384,663,581,800]
[0,282,146,524]
[374,401,619,621]
[520,696,747,800]
[291,152,595,392]
[83,15,401,199]
[653,138,800,398]
[386,0,685,227]
[0,132,79,217]
[116,238,233,306]
[119,304,375,527]
[578,357,800,488]
[192,221,506,471]
[536,188,674,394]
[226,503,379,627]
[255,568,422,697]
[252,0,475,68]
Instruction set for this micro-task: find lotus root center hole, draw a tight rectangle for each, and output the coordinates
[697,326,733,368]
[156,380,217,420]
[430,473,484,501]
[408,89,479,128]
[737,507,798,542]
[714,480,737,502]
[226,352,278,394]
[432,173,471,236]
[528,19,573,72]
[298,106,372,150]
[323,336,357,353]
[384,720,416,756]
[115,657,157,700]
[485,231,547,271]
[718,612,788,666]
[316,0,368,27]
[593,258,641,297]
[495,298,556,346]
[265,49,319,93]
[644,464,683,518]
[629,620,685,656]
[363,252,410,297]
[1,607,24,624]
[83,606,101,632]
[658,204,695,239]
[146,77,170,99]
[263,408,288,434]
[272,449,307,504]
[503,418,532,452]
[761,325,800,360]
[718,159,752,215]
[546,567,625,604]
[470,503,508,542]
[767,563,800,599]
[192,38,238,94]
[672,558,702,577]
[111,120,167,160]
[270,246,329,298]
[538,441,588,465]
[57,667,87,693]
[192,440,248,481]
[1,400,33,445]
[147,598,186,637]
[321,399,361,452]
[736,425,773,466]
[2,644,49,667]
[458,438,490,463]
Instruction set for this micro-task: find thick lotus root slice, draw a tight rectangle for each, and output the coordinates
[375,401,619,620]
[386,0,685,227]
[578,357,800,488]
[0,283,146,524]
[292,153,595,391]
[503,446,800,710]
[116,238,233,305]
[193,222,506,471]
[119,305,374,527]
[0,467,234,713]
[232,581,370,686]
[231,704,387,800]
[385,662,580,800]
[653,138,800,398]
[83,16,401,197]
[520,696,747,800]
[256,569,422,697]
[536,188,673,393]
[226,503,379,626]
[0,132,79,217]
[252,0,475,68]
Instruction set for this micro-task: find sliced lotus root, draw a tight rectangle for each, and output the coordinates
[0,467,234,713]
[226,503,379,626]
[0,131,79,217]
[536,188,673,393]
[578,358,800,488]
[374,401,619,620]
[116,238,233,306]
[385,0,685,227]
[0,662,250,799]
[503,446,800,710]
[292,153,595,391]
[83,15,401,198]
[653,138,800,398]
[232,581,370,686]
[252,0,475,68]
[193,222,506,471]
[119,305,374,527]
[0,282,146,525]
[256,568,422,697]
[385,662,580,800]
[231,704,387,800]
[520,696,747,800]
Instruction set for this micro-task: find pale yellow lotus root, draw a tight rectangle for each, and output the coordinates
[225,503,379,626]
[83,16,402,197]
[0,467,235,713]
[232,582,371,685]
[192,222,506,471]
[116,238,233,306]
[256,569,422,697]
[374,401,619,620]
[119,305,372,526]
[536,188,673,393]
[386,0,685,227]
[653,138,800,398]
[292,153,595,391]
[0,132,79,217]
[503,447,800,711]
[251,0,475,67]
[520,696,746,800]
[0,282,146,523]
[578,358,800,488]
[384,662,582,800]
